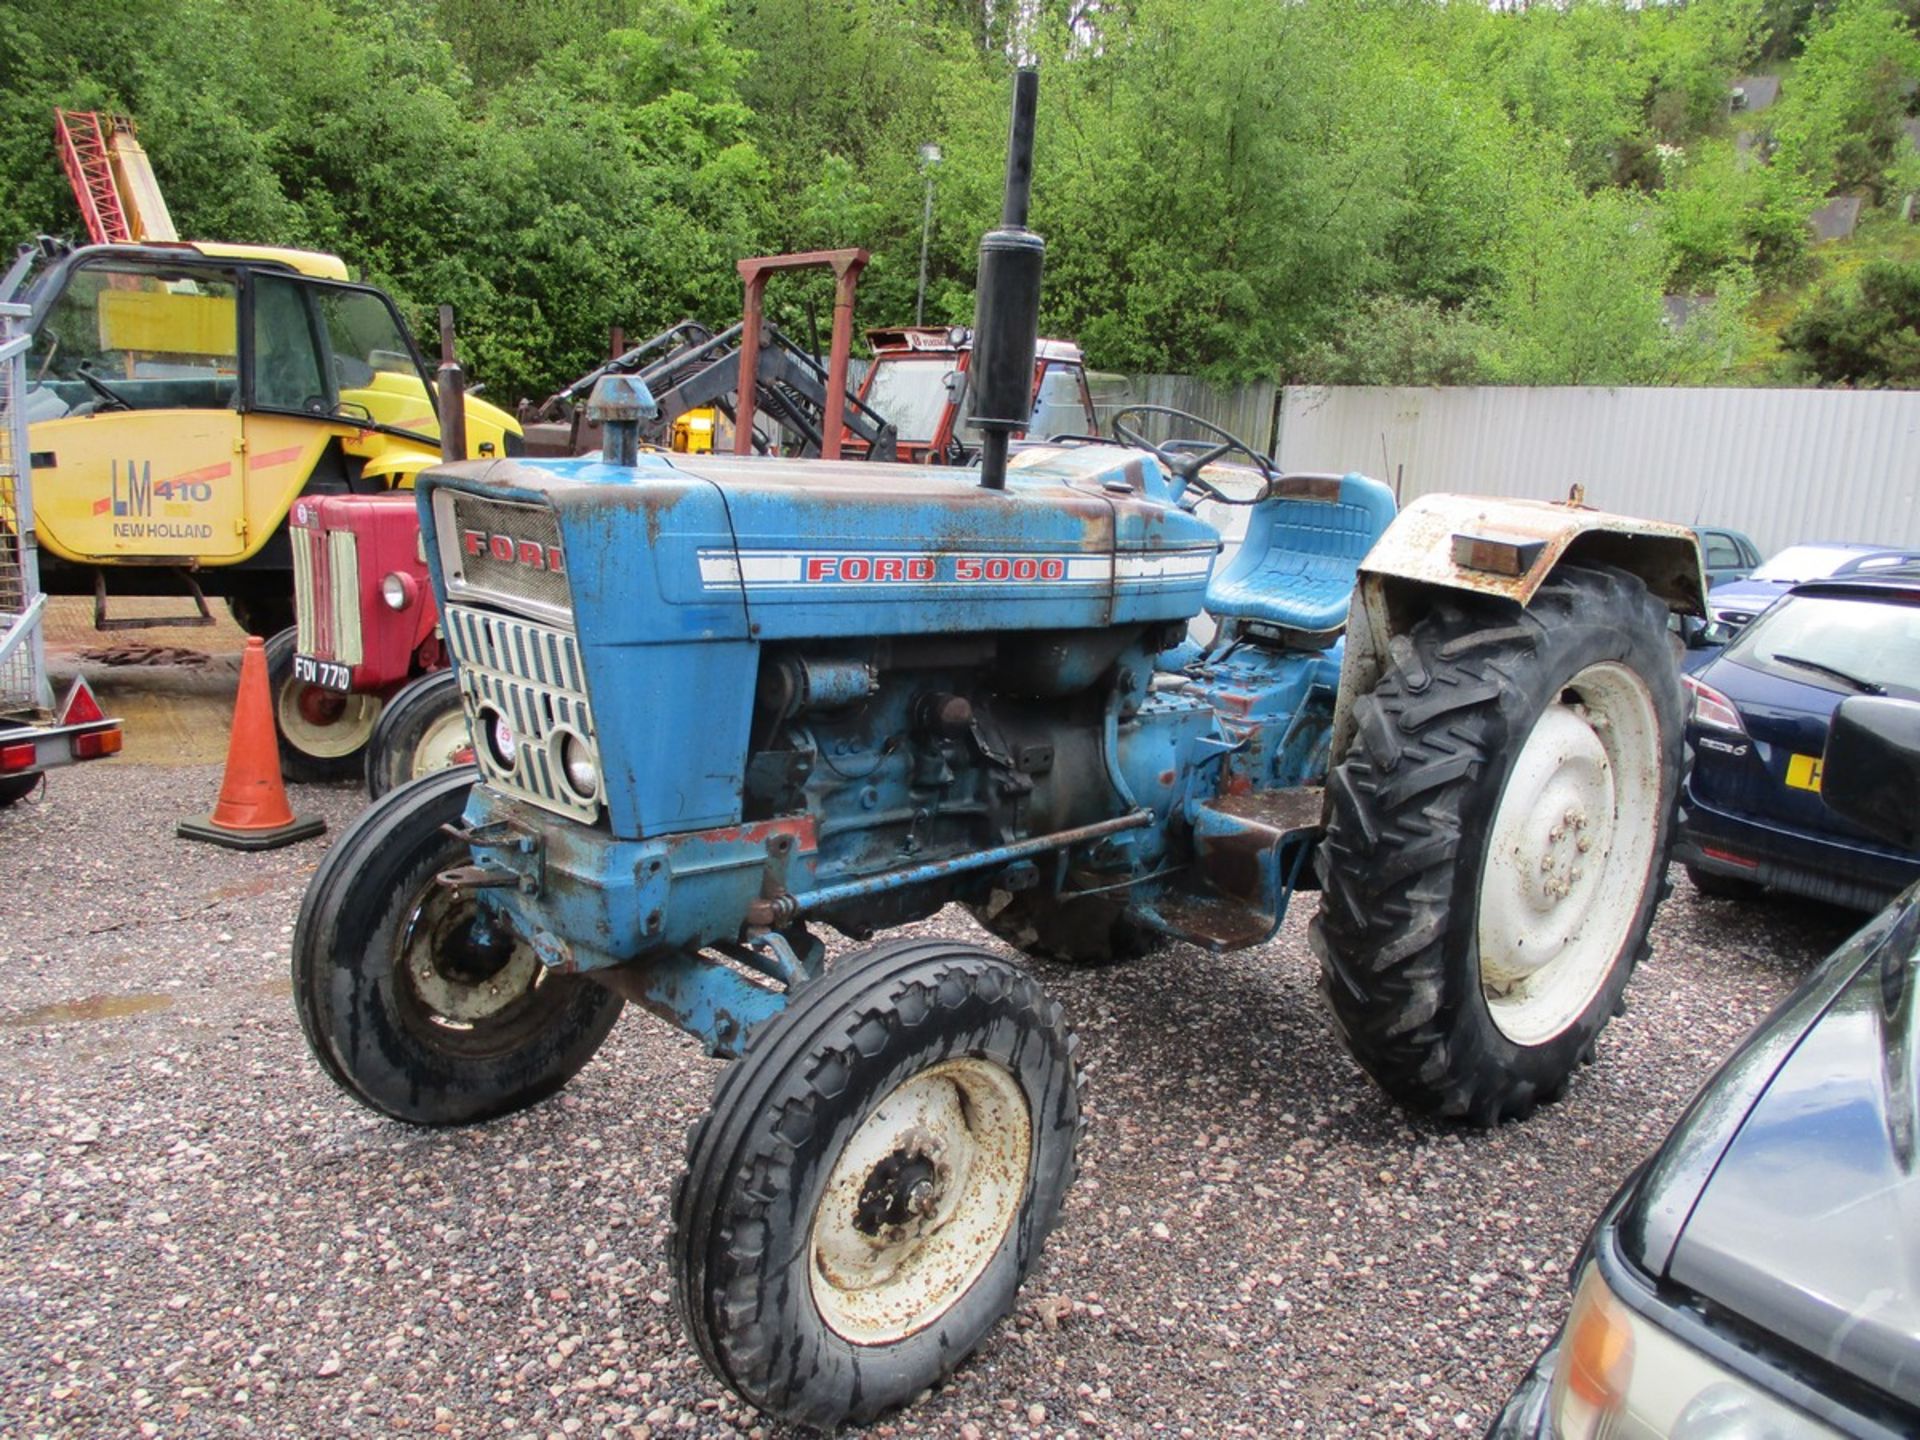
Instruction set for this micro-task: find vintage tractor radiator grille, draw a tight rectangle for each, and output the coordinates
[292,527,364,665]
[443,604,600,824]
[435,492,572,623]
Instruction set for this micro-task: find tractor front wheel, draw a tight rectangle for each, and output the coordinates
[266,627,382,783]
[292,767,623,1124]
[365,668,471,799]
[1311,565,1682,1125]
[672,938,1080,1428]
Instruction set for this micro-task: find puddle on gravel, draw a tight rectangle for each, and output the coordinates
[2,993,175,1027]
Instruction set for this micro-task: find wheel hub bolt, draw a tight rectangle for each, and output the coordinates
[906,1179,937,1217]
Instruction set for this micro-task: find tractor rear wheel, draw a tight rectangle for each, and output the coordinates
[672,938,1080,1428]
[1311,566,1682,1125]
[266,627,382,783]
[292,767,623,1124]
[365,668,471,799]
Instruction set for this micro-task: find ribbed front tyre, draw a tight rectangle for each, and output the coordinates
[672,938,1081,1429]
[1311,566,1683,1125]
[292,767,623,1124]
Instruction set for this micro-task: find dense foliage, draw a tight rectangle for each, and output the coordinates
[2,0,1916,396]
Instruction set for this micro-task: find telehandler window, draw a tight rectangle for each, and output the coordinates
[28,262,239,417]
[250,274,328,414]
[311,287,437,438]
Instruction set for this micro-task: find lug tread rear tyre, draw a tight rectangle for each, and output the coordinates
[672,938,1081,1429]
[1310,566,1683,1126]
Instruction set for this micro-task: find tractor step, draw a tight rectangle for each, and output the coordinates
[1193,786,1323,903]
[1135,787,1325,952]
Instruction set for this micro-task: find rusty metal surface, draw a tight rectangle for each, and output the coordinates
[1269,474,1345,503]
[1361,493,1705,613]
[1205,786,1326,832]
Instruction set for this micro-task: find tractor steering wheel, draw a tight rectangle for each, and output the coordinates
[77,364,134,413]
[1109,403,1276,505]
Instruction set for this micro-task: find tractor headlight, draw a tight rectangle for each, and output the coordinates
[381,572,417,610]
[556,730,600,801]
[479,707,517,772]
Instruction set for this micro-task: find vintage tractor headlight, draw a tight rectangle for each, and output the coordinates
[479,707,517,772]
[556,730,600,801]
[381,572,418,610]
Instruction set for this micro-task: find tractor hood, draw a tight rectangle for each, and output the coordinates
[415,444,1223,647]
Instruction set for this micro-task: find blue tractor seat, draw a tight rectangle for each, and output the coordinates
[1204,471,1397,645]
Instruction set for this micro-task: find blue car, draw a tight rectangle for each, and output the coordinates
[1675,571,1920,910]
[1706,542,1920,635]
[1693,524,1762,587]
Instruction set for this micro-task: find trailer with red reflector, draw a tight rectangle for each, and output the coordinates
[0,676,124,803]
[0,297,123,806]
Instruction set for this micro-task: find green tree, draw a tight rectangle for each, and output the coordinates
[1771,0,1920,197]
[1782,259,1920,384]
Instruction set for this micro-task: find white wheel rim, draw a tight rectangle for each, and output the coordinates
[277,681,381,759]
[809,1057,1031,1346]
[1478,661,1662,1047]
[409,709,474,780]
[400,886,542,1026]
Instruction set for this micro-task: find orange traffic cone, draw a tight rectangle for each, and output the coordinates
[178,637,326,850]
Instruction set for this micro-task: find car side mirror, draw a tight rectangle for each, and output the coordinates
[1822,697,1920,849]
[1677,615,1732,650]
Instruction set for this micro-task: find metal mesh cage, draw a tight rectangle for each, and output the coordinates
[0,300,48,718]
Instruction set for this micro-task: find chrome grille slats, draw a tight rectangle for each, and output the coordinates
[444,604,600,825]
[292,526,363,664]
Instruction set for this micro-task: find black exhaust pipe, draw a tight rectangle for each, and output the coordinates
[971,68,1045,492]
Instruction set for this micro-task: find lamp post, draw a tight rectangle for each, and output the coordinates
[915,142,942,326]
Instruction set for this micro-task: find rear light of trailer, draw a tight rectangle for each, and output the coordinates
[73,729,122,760]
[0,743,35,772]
[58,677,106,726]
[1682,674,1746,734]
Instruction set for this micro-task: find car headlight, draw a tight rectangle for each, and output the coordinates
[1549,1264,1835,1439]
[1552,1268,1636,1440]
[381,572,417,610]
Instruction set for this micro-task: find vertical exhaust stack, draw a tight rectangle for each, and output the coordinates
[970,68,1045,492]
[435,304,468,463]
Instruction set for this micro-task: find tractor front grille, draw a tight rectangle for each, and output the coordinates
[435,492,572,624]
[292,526,364,664]
[442,604,600,824]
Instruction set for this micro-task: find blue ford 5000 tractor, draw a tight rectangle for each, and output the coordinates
[294,74,1704,1429]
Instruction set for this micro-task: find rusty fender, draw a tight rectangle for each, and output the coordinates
[1327,492,1706,765]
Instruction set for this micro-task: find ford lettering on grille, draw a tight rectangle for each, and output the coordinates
[436,492,574,622]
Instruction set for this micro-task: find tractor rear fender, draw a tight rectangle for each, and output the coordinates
[1326,492,1706,765]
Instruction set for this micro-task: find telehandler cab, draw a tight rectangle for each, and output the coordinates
[6,112,519,780]
[294,72,1704,1429]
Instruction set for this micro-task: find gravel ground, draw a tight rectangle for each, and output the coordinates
[0,761,1862,1440]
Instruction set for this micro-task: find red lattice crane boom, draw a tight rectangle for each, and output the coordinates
[53,109,176,246]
